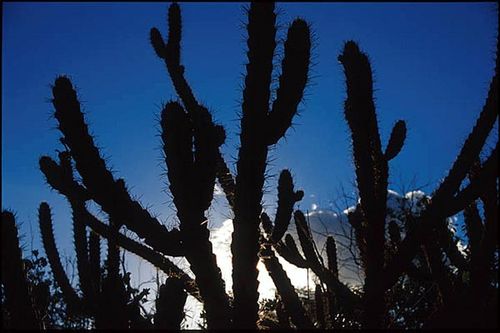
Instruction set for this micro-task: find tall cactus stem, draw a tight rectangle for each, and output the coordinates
[2,211,40,329]
[37,203,82,314]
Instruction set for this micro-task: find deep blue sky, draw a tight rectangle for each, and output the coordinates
[2,2,498,260]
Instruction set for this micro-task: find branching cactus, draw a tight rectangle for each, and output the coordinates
[150,2,234,208]
[259,169,361,326]
[161,101,231,328]
[38,152,201,327]
[20,1,495,329]
[338,41,407,328]
[152,2,311,328]
[231,3,311,327]
[258,170,313,329]
[338,40,498,328]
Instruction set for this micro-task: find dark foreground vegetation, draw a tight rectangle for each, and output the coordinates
[2,2,498,329]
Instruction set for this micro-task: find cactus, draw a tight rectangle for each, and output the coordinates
[154,277,188,330]
[259,239,314,329]
[326,236,339,279]
[271,170,304,243]
[51,77,183,257]
[275,296,291,329]
[339,41,409,328]
[1,211,40,329]
[338,39,498,328]
[152,2,311,327]
[229,3,311,327]
[38,203,82,314]
[89,231,101,303]
[39,154,201,301]
[315,284,326,328]
[161,100,231,328]
[14,1,495,329]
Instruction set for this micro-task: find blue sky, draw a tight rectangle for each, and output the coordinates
[2,2,498,275]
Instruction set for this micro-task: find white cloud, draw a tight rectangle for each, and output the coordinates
[209,219,314,300]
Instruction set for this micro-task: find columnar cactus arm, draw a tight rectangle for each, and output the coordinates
[293,211,361,312]
[89,230,101,300]
[216,150,236,208]
[39,154,201,301]
[276,296,291,328]
[422,233,454,305]
[315,284,326,328]
[71,201,93,308]
[281,234,310,268]
[95,216,129,329]
[434,218,468,271]
[445,144,498,217]
[161,102,231,329]
[339,41,391,328]
[42,151,94,307]
[151,3,197,116]
[463,202,483,262]
[326,236,339,279]
[51,77,183,257]
[150,3,236,209]
[231,3,277,327]
[95,285,127,329]
[266,19,311,145]
[261,210,308,268]
[37,203,82,314]
[382,71,498,291]
[430,74,498,209]
[260,212,274,236]
[384,120,406,161]
[83,209,201,302]
[259,238,314,329]
[154,277,188,330]
[468,153,498,301]
[271,170,304,242]
[2,211,41,329]
[294,210,323,271]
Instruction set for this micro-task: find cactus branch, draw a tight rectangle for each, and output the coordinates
[38,203,82,314]
[2,211,40,329]
[231,2,277,327]
[326,236,339,279]
[315,284,326,328]
[271,170,304,243]
[266,19,311,145]
[154,277,188,330]
[161,101,231,328]
[40,153,201,301]
[260,237,314,329]
[50,77,183,257]
[384,120,406,161]
[89,230,101,301]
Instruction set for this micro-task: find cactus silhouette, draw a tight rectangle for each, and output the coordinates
[230,4,311,327]
[3,1,497,329]
[151,2,311,328]
[1,211,40,329]
[154,277,187,329]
